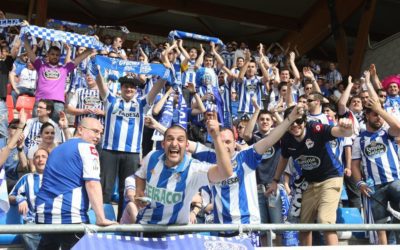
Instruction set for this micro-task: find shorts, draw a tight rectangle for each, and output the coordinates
[300,177,342,224]
[370,180,400,223]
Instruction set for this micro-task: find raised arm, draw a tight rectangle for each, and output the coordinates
[289,51,300,81]
[0,110,26,166]
[210,42,225,67]
[337,76,353,115]
[152,88,173,116]
[194,44,205,70]
[95,69,108,100]
[303,67,321,94]
[178,39,190,66]
[146,78,167,105]
[237,50,251,84]
[254,103,305,154]
[73,48,94,67]
[63,43,72,64]
[23,37,37,63]
[331,118,353,138]
[364,70,379,101]
[243,97,260,141]
[369,64,382,90]
[366,97,400,137]
[187,82,206,115]
[206,113,233,183]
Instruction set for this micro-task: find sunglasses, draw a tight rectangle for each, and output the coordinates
[307,99,315,103]
[292,118,305,125]
[237,126,245,129]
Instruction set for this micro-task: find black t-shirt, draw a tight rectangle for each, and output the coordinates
[246,130,281,184]
[281,122,343,183]
[0,56,15,98]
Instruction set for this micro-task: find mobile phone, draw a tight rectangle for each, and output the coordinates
[135,197,152,204]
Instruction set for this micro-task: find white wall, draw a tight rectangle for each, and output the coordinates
[362,33,400,78]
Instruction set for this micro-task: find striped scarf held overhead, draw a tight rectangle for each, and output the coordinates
[20,25,105,50]
[0,19,23,28]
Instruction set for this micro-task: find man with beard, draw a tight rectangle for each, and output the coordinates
[267,106,353,246]
[352,98,400,244]
[134,113,232,225]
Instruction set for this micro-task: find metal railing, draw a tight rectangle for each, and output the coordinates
[1,223,400,234]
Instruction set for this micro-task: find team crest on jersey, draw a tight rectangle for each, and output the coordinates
[173,173,181,182]
[295,155,321,170]
[246,83,257,93]
[231,159,238,169]
[44,69,61,80]
[364,141,387,158]
[305,139,314,149]
[312,124,323,133]
[262,147,275,160]
[329,139,338,148]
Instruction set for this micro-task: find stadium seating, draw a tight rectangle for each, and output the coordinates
[5,95,14,123]
[6,84,12,95]
[87,204,116,224]
[0,205,24,245]
[15,95,36,119]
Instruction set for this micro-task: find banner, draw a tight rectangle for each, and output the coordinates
[73,233,254,250]
[94,55,171,81]
[168,30,223,45]
[20,25,105,50]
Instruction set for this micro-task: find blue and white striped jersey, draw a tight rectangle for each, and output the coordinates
[192,143,262,224]
[237,76,264,114]
[35,138,101,224]
[68,88,104,126]
[23,118,65,149]
[135,150,212,225]
[352,127,400,185]
[102,91,147,153]
[182,59,196,87]
[10,173,43,222]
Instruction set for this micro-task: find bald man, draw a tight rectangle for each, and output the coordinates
[35,118,117,250]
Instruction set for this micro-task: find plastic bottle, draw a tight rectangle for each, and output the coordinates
[366,178,375,194]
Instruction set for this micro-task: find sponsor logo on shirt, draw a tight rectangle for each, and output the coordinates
[116,109,140,118]
[90,146,98,156]
[220,176,240,186]
[44,69,61,80]
[146,184,183,205]
[329,139,338,148]
[83,96,101,107]
[295,155,321,170]
[364,141,386,158]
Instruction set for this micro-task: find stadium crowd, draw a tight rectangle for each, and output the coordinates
[1,8,400,249]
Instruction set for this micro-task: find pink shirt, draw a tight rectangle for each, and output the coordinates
[34,59,75,103]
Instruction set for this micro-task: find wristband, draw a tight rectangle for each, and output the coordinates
[272,178,280,183]
[356,180,366,189]
[17,147,23,152]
